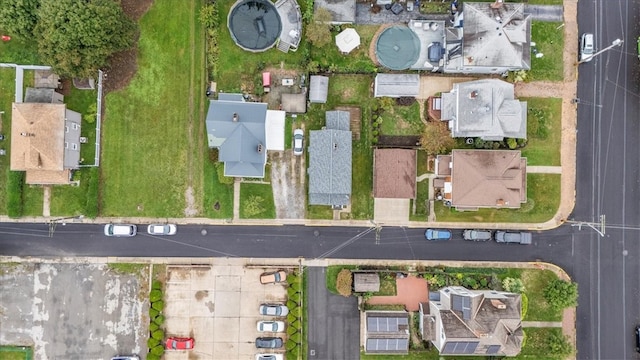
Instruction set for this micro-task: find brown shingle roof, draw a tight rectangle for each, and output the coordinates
[10,103,70,184]
[373,149,416,199]
[449,150,526,209]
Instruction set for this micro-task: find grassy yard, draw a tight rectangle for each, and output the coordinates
[522,269,563,321]
[516,328,568,360]
[379,101,423,136]
[101,0,205,217]
[529,22,565,81]
[434,173,560,223]
[521,97,562,166]
[326,265,358,294]
[0,69,14,213]
[310,24,378,74]
[239,182,275,219]
[0,37,40,64]
[0,346,31,360]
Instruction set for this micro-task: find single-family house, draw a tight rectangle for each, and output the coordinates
[440,79,527,141]
[365,311,410,355]
[373,149,416,199]
[373,74,420,98]
[419,286,523,356]
[10,88,82,185]
[435,150,527,210]
[205,94,285,178]
[308,110,352,207]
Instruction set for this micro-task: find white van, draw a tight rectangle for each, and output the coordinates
[104,224,137,237]
[580,33,594,62]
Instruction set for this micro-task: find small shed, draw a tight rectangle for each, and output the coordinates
[354,273,380,292]
[309,75,329,103]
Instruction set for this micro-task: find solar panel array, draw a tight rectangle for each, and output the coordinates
[486,345,502,354]
[366,338,409,352]
[442,341,479,354]
[452,294,472,320]
[367,316,408,332]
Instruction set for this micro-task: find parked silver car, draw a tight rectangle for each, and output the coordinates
[259,304,289,317]
[495,231,532,245]
[293,129,304,156]
[147,224,177,235]
[463,229,492,241]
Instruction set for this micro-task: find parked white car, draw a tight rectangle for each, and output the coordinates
[256,320,285,332]
[104,224,137,237]
[293,129,304,156]
[147,224,177,235]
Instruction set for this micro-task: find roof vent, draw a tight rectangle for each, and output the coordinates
[470,90,478,99]
[233,113,239,122]
[333,143,338,150]
[257,143,263,153]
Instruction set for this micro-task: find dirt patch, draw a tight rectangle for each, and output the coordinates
[102,0,154,93]
[261,67,303,109]
[269,149,306,219]
[184,186,198,217]
[377,135,420,148]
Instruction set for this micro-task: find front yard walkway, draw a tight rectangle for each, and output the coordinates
[367,275,428,311]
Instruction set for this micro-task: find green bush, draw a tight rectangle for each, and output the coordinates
[149,322,159,333]
[549,333,572,356]
[151,300,165,311]
[521,293,529,320]
[507,137,518,149]
[149,308,159,319]
[543,279,578,310]
[151,329,164,341]
[287,312,298,324]
[287,325,299,336]
[146,354,160,360]
[287,287,300,300]
[286,344,300,359]
[286,339,299,351]
[287,299,298,310]
[150,344,165,356]
[150,289,163,302]
[289,332,301,343]
[153,314,165,326]
[6,171,25,218]
[152,280,163,290]
[147,337,160,348]
[503,277,526,293]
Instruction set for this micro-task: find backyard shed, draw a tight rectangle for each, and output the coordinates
[309,76,329,103]
[353,273,380,292]
[374,74,420,98]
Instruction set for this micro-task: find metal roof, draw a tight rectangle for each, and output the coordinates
[309,76,329,103]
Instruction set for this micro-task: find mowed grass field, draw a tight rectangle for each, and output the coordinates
[101,0,205,216]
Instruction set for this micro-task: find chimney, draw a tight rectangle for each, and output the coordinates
[470,90,478,99]
[490,299,507,309]
[232,112,239,122]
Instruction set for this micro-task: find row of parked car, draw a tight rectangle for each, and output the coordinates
[257,269,288,358]
[103,223,177,237]
[424,229,532,244]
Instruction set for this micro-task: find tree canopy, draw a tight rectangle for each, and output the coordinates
[34,0,136,78]
[543,279,578,310]
[420,121,456,155]
[0,0,40,39]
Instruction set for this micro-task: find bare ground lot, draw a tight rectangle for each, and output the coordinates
[0,263,148,359]
[270,150,306,219]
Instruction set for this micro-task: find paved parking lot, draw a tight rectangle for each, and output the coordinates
[163,261,288,360]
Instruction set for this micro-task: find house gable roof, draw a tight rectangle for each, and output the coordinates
[441,79,527,140]
[373,149,417,199]
[448,150,527,209]
[11,103,65,172]
[462,2,531,70]
[308,111,352,206]
[205,96,267,178]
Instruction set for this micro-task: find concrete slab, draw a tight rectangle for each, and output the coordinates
[215,291,241,317]
[216,275,241,291]
[213,341,239,359]
[374,197,411,223]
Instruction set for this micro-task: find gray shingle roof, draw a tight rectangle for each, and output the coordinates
[441,79,527,140]
[309,76,329,103]
[308,113,352,206]
[205,96,267,178]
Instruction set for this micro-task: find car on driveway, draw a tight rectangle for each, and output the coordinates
[463,229,492,241]
[260,270,287,284]
[257,320,285,332]
[104,224,137,237]
[255,337,284,349]
[293,129,304,156]
[147,224,177,235]
[424,229,452,241]
[580,33,594,62]
[495,231,532,245]
[259,304,289,317]
[165,337,194,350]
[256,354,284,360]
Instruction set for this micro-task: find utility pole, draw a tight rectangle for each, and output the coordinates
[578,38,623,64]
[565,215,606,237]
[48,215,84,237]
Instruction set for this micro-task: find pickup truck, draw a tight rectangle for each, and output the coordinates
[494,231,532,245]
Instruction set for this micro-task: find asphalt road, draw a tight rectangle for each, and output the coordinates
[575,0,640,358]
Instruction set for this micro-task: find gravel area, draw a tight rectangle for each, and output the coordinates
[269,149,306,219]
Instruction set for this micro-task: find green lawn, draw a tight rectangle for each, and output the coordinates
[0,37,40,64]
[529,22,565,81]
[101,0,205,217]
[522,269,563,321]
[310,24,378,74]
[378,273,397,296]
[521,97,562,166]
[435,173,560,223]
[202,157,234,219]
[239,182,275,219]
[516,328,568,360]
[0,69,15,213]
[0,346,32,360]
[379,101,423,136]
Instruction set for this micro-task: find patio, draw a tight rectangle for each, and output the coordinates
[366,275,429,311]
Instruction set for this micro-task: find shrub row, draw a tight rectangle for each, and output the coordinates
[147,280,165,360]
[286,272,303,360]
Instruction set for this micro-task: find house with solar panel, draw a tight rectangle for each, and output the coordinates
[419,286,524,356]
[364,311,410,355]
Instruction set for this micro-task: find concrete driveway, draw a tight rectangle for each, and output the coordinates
[163,262,288,360]
[0,262,147,359]
[374,198,410,224]
[306,267,360,360]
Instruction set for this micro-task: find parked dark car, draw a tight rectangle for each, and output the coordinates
[255,337,283,349]
[636,325,640,353]
[424,229,452,241]
[494,231,532,245]
[463,229,492,241]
